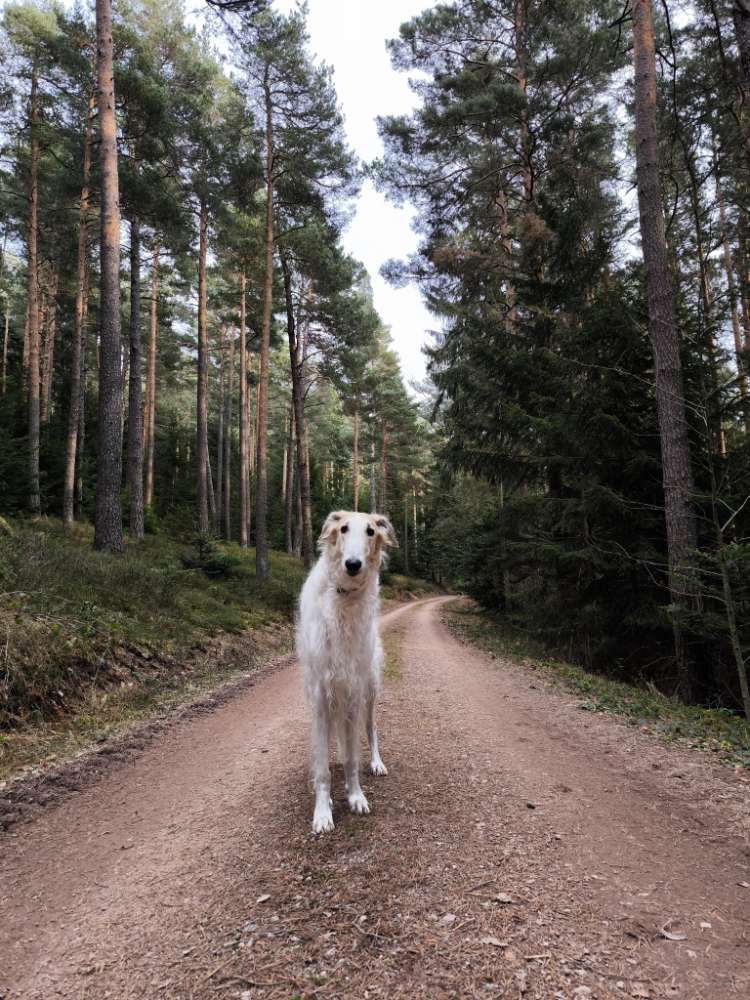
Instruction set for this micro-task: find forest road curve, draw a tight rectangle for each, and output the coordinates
[1,595,748,999]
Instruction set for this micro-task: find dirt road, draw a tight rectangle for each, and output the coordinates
[2,597,749,999]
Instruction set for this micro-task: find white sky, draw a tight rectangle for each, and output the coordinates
[276,0,433,386]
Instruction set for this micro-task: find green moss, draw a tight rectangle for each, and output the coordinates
[443,601,750,770]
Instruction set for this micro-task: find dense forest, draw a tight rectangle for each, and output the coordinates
[1,0,749,717]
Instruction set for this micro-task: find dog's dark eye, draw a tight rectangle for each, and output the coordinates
[340,525,348,534]
[367,526,375,536]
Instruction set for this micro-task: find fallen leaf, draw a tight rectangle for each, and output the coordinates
[256,894,271,904]
[441,913,456,926]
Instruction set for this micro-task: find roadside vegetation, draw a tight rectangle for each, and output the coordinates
[444,601,750,771]
[0,518,435,781]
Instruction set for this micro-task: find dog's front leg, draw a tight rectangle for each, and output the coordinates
[310,692,334,834]
[366,688,388,776]
[343,703,370,816]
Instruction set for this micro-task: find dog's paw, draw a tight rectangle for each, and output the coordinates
[312,808,335,835]
[348,790,370,815]
[369,758,388,776]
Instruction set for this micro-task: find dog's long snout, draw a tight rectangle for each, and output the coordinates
[345,559,362,577]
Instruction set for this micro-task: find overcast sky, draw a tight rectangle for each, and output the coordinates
[275,0,433,387]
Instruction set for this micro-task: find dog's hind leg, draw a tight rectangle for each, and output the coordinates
[310,690,334,834]
[366,687,388,776]
[342,702,370,815]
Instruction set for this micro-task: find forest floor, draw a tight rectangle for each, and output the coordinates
[2,596,749,999]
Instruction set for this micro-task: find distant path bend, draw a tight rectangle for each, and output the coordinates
[1,596,748,999]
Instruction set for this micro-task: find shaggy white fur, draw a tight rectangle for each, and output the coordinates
[297,510,397,834]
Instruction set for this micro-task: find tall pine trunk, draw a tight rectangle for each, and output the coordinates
[223,323,235,540]
[94,0,124,553]
[734,1,750,157]
[63,93,92,530]
[283,407,295,554]
[281,250,313,567]
[351,406,359,511]
[27,62,41,516]
[255,75,274,580]
[239,270,250,547]
[715,161,750,433]
[378,421,388,513]
[40,267,58,425]
[632,0,699,698]
[1,311,8,395]
[216,323,226,536]
[196,200,210,535]
[127,216,144,538]
[143,240,158,509]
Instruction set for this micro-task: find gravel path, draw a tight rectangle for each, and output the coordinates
[1,596,749,999]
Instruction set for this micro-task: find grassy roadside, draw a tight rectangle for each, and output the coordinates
[443,599,750,770]
[0,519,304,781]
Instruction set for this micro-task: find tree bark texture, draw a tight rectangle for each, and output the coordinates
[27,63,41,516]
[196,200,210,535]
[632,0,699,697]
[239,270,250,547]
[94,0,124,553]
[127,216,144,538]
[143,240,158,510]
[281,250,313,568]
[63,95,94,529]
[255,74,274,580]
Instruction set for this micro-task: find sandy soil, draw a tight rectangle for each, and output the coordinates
[1,596,749,999]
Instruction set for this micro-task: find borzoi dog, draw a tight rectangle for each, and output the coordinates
[297,510,397,834]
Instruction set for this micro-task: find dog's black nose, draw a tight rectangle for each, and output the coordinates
[345,559,362,576]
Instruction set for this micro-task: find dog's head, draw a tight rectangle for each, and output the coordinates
[318,510,398,590]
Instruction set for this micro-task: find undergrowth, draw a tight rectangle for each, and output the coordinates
[0,518,305,729]
[443,600,750,770]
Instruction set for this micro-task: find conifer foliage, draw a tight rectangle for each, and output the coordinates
[375,0,750,714]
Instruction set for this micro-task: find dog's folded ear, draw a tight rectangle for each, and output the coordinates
[318,510,344,546]
[374,515,398,548]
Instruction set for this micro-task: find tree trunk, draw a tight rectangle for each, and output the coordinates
[216,323,226,536]
[75,272,90,521]
[94,0,124,553]
[403,491,409,575]
[255,74,274,580]
[27,62,41,516]
[40,268,58,425]
[283,407,295,554]
[239,270,250,547]
[369,437,376,512]
[223,324,235,540]
[280,250,313,567]
[352,406,359,511]
[143,240,159,509]
[378,421,388,513]
[126,216,145,538]
[196,199,210,535]
[734,2,750,148]
[63,95,94,529]
[632,0,699,698]
[716,163,750,433]
[1,312,8,395]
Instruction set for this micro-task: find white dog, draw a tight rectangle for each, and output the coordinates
[297,510,397,834]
